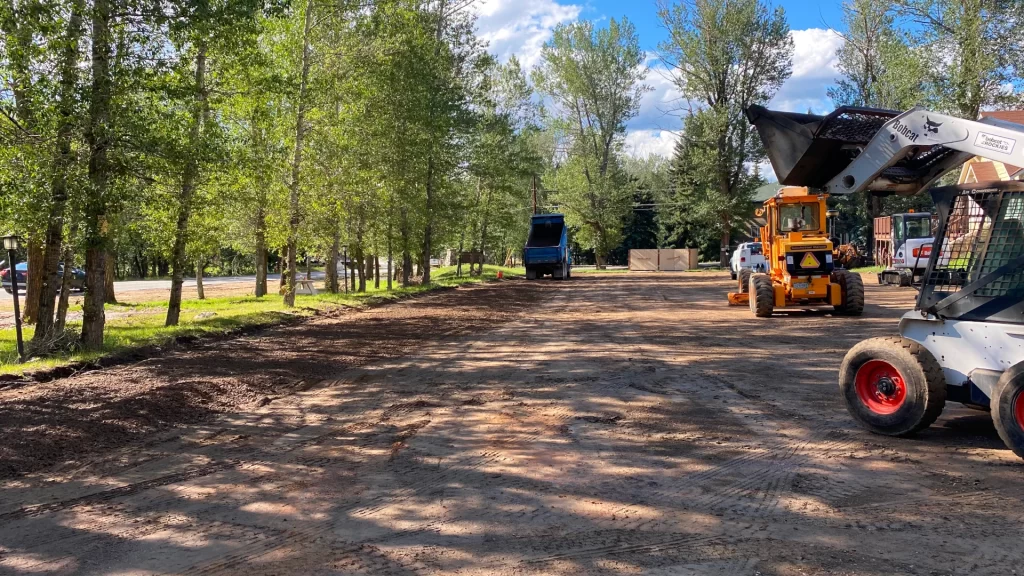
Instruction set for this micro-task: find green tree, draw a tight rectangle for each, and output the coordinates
[533,18,648,267]
[896,0,1023,119]
[658,0,793,266]
[828,0,930,245]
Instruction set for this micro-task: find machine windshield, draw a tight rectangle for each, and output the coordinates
[778,203,820,233]
[906,216,931,239]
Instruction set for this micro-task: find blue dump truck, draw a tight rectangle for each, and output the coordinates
[524,213,571,280]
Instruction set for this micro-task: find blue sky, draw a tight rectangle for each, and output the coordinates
[474,0,850,157]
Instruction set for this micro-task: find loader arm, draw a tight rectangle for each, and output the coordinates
[823,109,1024,196]
[747,105,1024,197]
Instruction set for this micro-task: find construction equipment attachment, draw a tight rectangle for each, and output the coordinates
[746,104,1024,196]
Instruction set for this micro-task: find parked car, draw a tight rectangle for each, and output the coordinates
[1,262,86,294]
[729,242,767,280]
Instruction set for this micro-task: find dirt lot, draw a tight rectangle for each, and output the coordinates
[1,273,1022,575]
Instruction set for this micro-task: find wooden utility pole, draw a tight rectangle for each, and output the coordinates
[532,175,538,214]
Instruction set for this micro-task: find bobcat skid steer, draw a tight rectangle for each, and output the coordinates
[747,104,1024,458]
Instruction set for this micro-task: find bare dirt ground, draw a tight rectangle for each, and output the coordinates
[1,273,1022,576]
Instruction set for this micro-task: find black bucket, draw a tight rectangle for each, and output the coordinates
[746,105,899,187]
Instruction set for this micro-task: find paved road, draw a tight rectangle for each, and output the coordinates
[2,274,1022,575]
[0,272,332,303]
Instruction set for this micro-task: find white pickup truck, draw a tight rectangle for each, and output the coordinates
[729,242,768,280]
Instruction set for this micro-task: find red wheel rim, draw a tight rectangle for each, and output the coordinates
[1014,391,1024,430]
[854,360,907,415]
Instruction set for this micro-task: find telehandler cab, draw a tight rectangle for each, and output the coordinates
[727,187,864,318]
[746,104,1024,458]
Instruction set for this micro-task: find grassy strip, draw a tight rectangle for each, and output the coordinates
[0,265,522,375]
[850,266,885,274]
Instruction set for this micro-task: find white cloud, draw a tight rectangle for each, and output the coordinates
[624,130,679,159]
[769,28,844,114]
[474,0,582,68]
[629,58,684,132]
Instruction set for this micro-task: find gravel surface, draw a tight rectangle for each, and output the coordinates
[0,273,1022,576]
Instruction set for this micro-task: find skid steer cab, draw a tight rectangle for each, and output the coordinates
[727,187,865,318]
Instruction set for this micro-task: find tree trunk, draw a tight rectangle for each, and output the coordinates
[477,185,491,276]
[327,230,339,294]
[33,0,85,344]
[81,0,113,350]
[387,226,393,291]
[166,41,207,327]
[196,259,205,300]
[279,250,287,293]
[422,157,434,285]
[255,205,267,297]
[374,254,380,290]
[719,218,731,268]
[350,255,357,292]
[284,0,314,307]
[55,234,76,333]
[305,253,312,279]
[22,239,43,324]
[104,249,116,304]
[356,250,366,293]
[400,208,411,287]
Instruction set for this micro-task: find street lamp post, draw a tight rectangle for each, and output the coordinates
[3,235,24,362]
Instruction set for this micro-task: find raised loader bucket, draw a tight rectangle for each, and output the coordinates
[746,105,900,188]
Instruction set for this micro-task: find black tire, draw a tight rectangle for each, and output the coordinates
[833,270,865,316]
[3,288,11,294]
[839,336,946,436]
[749,273,774,318]
[738,269,752,294]
[992,363,1024,459]
[526,268,537,280]
[730,269,737,280]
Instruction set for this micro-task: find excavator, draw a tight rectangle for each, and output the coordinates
[745,104,1024,459]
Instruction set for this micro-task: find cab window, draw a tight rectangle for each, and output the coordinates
[777,203,820,233]
[905,216,931,239]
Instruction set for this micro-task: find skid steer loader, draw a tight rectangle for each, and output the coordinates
[746,104,1024,459]
[726,188,864,317]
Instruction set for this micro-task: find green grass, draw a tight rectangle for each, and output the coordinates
[0,265,522,375]
[850,265,885,273]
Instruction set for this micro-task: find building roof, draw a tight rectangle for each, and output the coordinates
[981,110,1024,125]
[753,184,783,203]
[970,161,1002,183]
